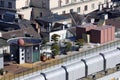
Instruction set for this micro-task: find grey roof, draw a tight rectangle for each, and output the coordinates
[67,27,76,36]
[36,14,69,23]
[2,27,40,39]
[0,19,33,32]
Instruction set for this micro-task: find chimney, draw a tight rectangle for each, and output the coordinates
[18,14,24,20]
[35,22,40,34]
[91,18,95,23]
[49,23,52,31]
[104,14,108,20]
[63,21,67,30]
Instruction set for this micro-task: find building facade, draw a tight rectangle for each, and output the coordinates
[50,0,112,14]
[31,0,113,19]
[0,0,113,20]
[0,0,32,20]
[0,54,3,69]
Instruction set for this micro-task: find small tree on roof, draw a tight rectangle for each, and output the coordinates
[51,44,60,56]
[51,34,60,43]
[64,42,72,52]
[76,39,85,48]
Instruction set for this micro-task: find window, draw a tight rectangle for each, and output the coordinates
[77,7,80,13]
[25,33,31,37]
[74,0,76,2]
[27,57,30,59]
[65,0,69,4]
[84,5,88,11]
[42,1,46,8]
[11,34,16,38]
[71,0,76,3]
[62,11,66,14]
[0,1,4,7]
[22,57,24,60]
[8,2,12,8]
[58,0,61,7]
[21,49,24,52]
[22,53,24,56]
[3,50,6,53]
[104,0,108,3]
[91,3,95,9]
[70,9,73,13]
[40,12,42,17]
[25,0,29,6]
[35,47,38,50]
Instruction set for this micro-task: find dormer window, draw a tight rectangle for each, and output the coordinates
[0,1,4,7]
[8,2,12,8]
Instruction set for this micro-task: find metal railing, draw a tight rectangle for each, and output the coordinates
[1,39,120,80]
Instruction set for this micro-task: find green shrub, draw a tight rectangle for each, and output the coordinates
[64,42,72,52]
[0,69,4,75]
[51,44,60,56]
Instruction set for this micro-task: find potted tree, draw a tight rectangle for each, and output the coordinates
[51,44,60,58]
[51,34,60,43]
[76,39,85,50]
[64,42,72,54]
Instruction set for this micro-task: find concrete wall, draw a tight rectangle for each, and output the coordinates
[31,0,49,9]
[32,8,51,18]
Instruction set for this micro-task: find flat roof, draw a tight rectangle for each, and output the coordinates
[94,25,113,31]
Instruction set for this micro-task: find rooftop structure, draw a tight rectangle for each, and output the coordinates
[7,37,41,64]
[76,24,115,44]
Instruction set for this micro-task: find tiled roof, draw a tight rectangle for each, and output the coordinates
[0,19,33,32]
[2,27,40,39]
[106,18,120,28]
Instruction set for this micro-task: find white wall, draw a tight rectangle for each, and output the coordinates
[16,0,30,9]
[19,47,25,64]
[0,57,3,69]
[49,30,67,42]
[3,0,30,9]
[17,7,32,20]
[50,0,112,15]
[0,46,10,54]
